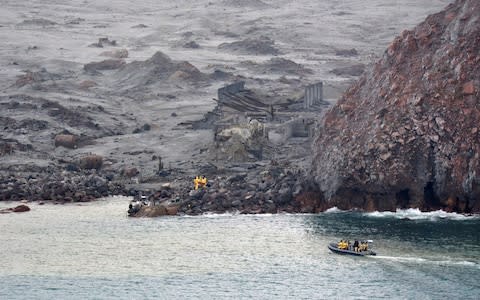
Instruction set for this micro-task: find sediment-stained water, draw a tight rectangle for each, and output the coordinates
[0,197,478,299]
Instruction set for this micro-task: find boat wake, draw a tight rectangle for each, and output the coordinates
[372,255,480,269]
[362,208,478,221]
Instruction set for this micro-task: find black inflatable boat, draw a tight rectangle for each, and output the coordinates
[328,241,376,256]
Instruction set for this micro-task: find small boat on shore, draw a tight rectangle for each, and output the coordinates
[328,240,376,256]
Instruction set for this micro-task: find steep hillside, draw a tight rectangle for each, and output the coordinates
[312,0,480,213]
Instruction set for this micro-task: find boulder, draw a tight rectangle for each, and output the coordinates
[79,155,103,170]
[0,204,30,213]
[131,205,167,217]
[121,167,139,178]
[54,134,77,149]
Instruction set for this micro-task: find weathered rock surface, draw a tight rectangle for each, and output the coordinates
[312,0,480,213]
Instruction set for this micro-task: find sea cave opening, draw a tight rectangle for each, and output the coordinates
[423,181,440,209]
[395,189,410,208]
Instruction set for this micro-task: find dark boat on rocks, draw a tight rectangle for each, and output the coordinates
[328,240,376,256]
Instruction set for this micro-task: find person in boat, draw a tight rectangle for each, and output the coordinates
[359,241,368,252]
[353,240,359,252]
[341,240,349,250]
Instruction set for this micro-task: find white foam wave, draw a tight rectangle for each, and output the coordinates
[201,212,237,218]
[324,207,344,213]
[373,255,479,269]
[363,208,478,221]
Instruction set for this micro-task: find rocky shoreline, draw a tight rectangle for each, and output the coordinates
[2,155,478,217]
[0,170,126,203]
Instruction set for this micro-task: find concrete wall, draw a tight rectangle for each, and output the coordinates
[283,118,314,139]
[304,82,323,109]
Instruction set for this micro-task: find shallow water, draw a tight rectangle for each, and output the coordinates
[0,197,479,299]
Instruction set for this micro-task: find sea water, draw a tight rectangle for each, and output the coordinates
[0,197,478,299]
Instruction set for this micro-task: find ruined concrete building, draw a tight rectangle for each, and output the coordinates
[210,81,328,162]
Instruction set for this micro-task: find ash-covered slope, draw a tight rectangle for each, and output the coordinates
[112,51,208,90]
[312,0,480,213]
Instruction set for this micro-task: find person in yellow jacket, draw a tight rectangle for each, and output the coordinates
[194,176,208,190]
[194,176,199,190]
[201,176,207,187]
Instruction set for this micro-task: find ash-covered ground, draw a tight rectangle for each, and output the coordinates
[0,0,451,207]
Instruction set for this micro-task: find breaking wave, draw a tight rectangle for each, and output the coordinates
[324,207,343,213]
[362,208,479,221]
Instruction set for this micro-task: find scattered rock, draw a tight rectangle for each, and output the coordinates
[89,37,117,48]
[121,167,139,178]
[221,0,270,8]
[132,24,148,28]
[242,57,312,76]
[99,49,129,59]
[15,68,63,87]
[0,204,30,214]
[79,155,103,170]
[330,64,365,76]
[335,48,358,56]
[79,80,97,89]
[65,18,85,25]
[218,36,280,55]
[18,19,57,27]
[183,41,200,49]
[12,204,30,212]
[84,59,125,72]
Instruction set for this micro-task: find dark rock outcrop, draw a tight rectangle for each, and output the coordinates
[312,0,480,213]
[0,204,30,214]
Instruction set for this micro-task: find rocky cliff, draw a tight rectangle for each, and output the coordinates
[312,0,480,213]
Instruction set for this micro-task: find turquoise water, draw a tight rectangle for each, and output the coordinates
[0,198,479,299]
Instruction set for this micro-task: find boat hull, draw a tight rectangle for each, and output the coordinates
[328,243,376,256]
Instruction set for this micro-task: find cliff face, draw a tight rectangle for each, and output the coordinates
[312,0,480,213]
